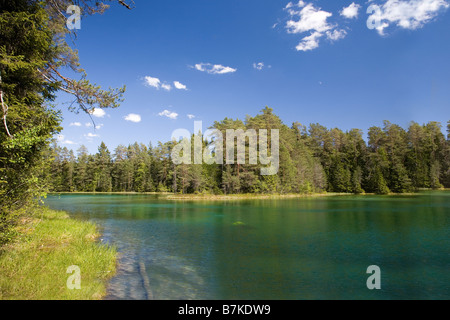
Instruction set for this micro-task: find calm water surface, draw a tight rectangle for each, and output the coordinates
[45,192,450,300]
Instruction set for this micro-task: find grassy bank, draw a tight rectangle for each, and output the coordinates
[0,207,116,300]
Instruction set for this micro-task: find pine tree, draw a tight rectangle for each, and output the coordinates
[43,111,450,196]
[96,142,112,192]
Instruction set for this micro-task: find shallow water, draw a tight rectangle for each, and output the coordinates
[45,192,450,300]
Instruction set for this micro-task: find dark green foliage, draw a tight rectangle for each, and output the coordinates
[1,0,126,244]
[45,109,450,195]
[1,1,62,217]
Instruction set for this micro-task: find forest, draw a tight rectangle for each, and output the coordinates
[46,107,450,195]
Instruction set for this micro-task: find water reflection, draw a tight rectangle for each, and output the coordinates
[45,192,450,300]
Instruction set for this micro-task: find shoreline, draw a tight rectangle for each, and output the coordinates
[164,192,426,201]
[44,190,445,201]
[0,207,117,300]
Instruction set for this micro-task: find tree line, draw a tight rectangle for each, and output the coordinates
[46,107,450,195]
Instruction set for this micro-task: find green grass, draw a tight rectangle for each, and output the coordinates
[0,207,116,300]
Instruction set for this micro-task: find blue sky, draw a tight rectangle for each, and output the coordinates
[56,0,450,154]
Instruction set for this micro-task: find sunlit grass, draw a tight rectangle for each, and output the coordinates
[0,207,116,300]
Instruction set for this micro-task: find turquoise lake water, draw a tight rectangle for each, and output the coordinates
[45,192,450,300]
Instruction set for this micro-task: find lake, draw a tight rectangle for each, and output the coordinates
[44,192,450,300]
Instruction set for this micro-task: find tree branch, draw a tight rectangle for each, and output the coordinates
[118,0,134,10]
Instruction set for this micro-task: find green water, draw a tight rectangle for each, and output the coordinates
[45,192,450,300]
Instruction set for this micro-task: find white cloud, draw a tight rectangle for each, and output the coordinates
[161,83,172,91]
[57,134,77,145]
[144,76,161,89]
[85,133,99,138]
[194,63,237,74]
[69,122,82,127]
[187,114,195,119]
[285,2,341,51]
[95,124,104,130]
[174,81,188,90]
[194,64,205,72]
[124,113,142,123]
[341,2,361,19]
[253,62,265,70]
[158,110,178,120]
[283,0,448,51]
[286,3,333,34]
[284,1,352,51]
[84,132,99,142]
[89,108,106,118]
[369,0,449,35]
[144,76,186,91]
[326,29,347,41]
[296,31,323,51]
[85,122,93,127]
[285,1,306,10]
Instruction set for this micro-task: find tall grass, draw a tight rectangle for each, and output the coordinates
[0,207,116,300]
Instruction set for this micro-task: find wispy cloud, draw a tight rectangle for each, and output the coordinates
[161,83,172,91]
[84,132,99,142]
[144,76,186,91]
[159,110,178,120]
[85,133,99,138]
[69,122,82,127]
[124,113,142,123]
[253,62,265,70]
[57,135,77,145]
[326,29,347,41]
[187,114,195,119]
[194,63,237,74]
